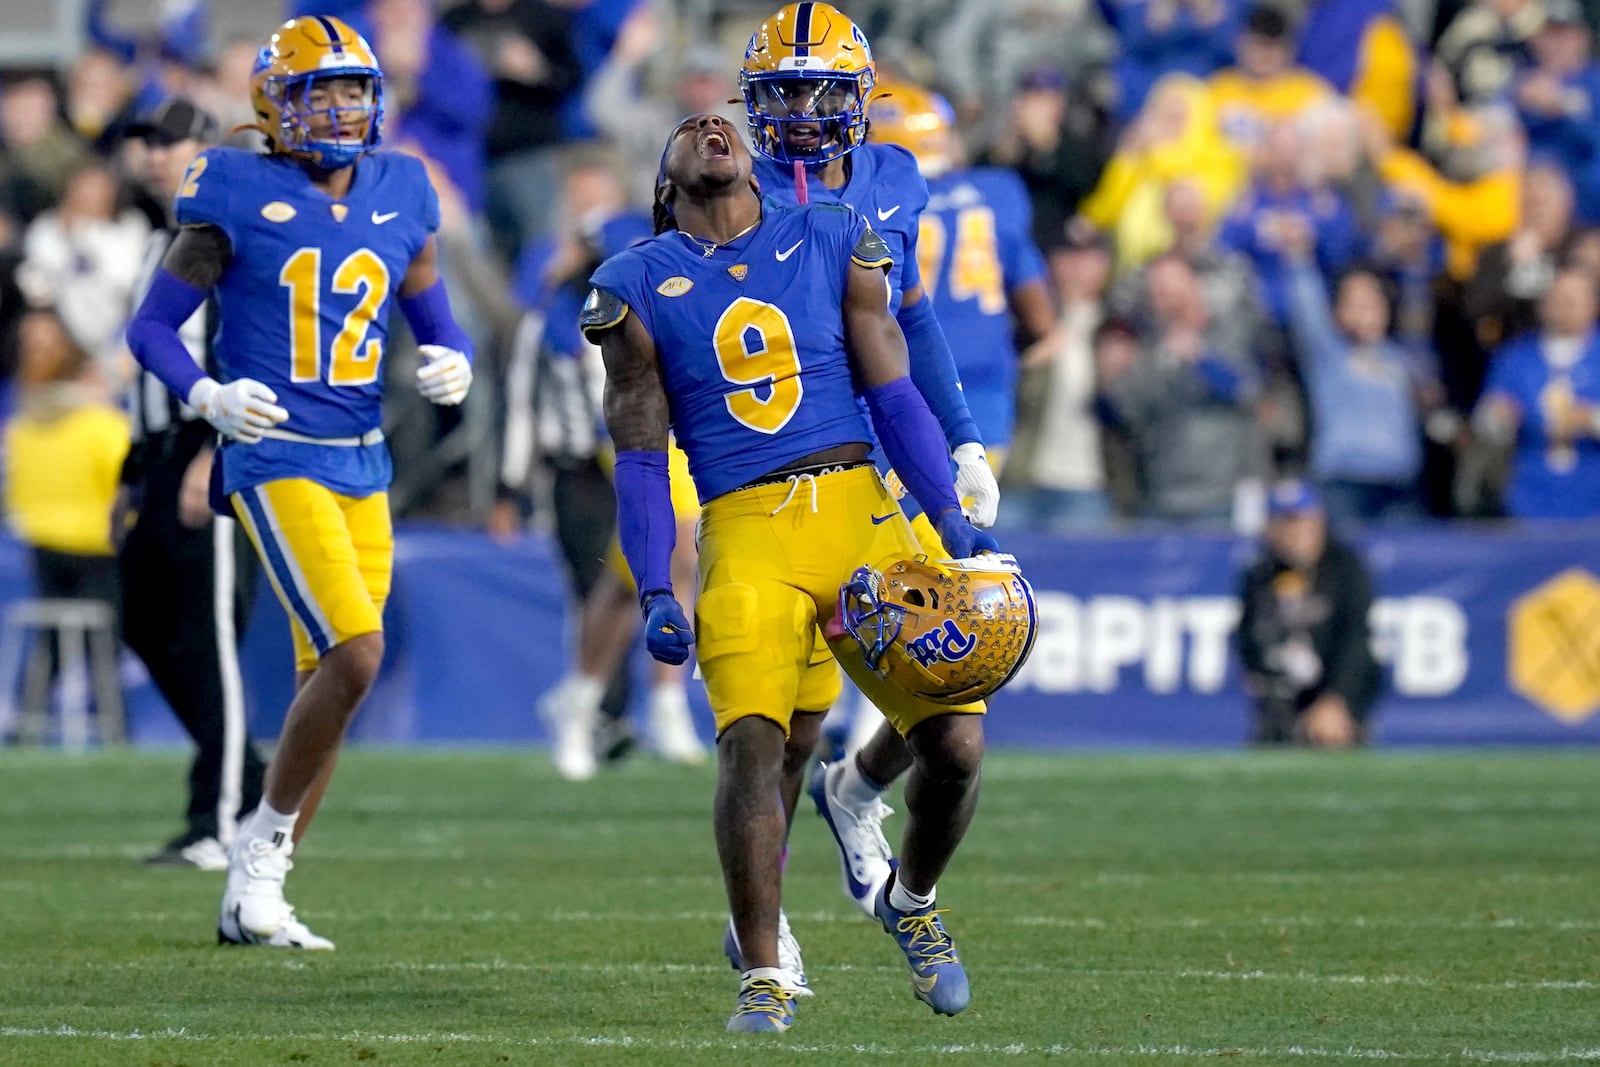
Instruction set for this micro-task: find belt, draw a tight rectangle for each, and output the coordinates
[260,427,386,448]
[737,459,871,492]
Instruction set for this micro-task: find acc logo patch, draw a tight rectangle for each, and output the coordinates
[656,276,694,297]
[1508,568,1600,723]
[260,201,297,223]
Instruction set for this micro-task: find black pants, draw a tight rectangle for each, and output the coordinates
[23,548,122,722]
[547,456,629,724]
[119,423,266,840]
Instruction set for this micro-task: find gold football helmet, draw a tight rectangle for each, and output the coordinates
[867,82,957,177]
[740,2,876,164]
[251,16,383,169]
[834,554,1038,705]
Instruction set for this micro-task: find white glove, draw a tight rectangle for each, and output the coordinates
[187,377,288,444]
[416,344,472,406]
[952,441,1000,528]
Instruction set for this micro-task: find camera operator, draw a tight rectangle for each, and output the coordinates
[1236,479,1382,747]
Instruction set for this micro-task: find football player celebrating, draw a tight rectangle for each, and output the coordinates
[818,83,1059,781]
[583,113,1031,1029]
[735,1,1001,967]
[126,16,474,949]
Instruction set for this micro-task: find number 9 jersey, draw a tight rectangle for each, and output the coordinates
[584,202,885,503]
[175,145,439,497]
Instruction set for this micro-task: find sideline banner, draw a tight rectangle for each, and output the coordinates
[15,525,1597,748]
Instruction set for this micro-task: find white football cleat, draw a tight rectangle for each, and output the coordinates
[810,759,895,918]
[722,909,813,997]
[538,678,599,782]
[648,685,706,765]
[216,835,334,950]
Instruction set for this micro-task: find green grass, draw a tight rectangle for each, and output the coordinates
[2,748,1599,1066]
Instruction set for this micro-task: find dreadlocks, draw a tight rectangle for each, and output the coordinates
[653,180,678,235]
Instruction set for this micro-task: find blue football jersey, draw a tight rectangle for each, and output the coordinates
[586,204,885,501]
[1482,332,1600,518]
[754,143,927,313]
[175,146,439,496]
[918,168,1046,449]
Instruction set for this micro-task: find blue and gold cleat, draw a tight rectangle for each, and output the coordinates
[873,880,970,1015]
[726,976,795,1033]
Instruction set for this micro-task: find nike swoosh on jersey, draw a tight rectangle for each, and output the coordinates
[775,239,805,261]
[371,210,400,224]
[870,513,896,525]
[876,205,901,221]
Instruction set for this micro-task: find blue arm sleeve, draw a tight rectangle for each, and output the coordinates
[126,267,210,401]
[613,450,676,604]
[399,278,474,361]
[864,377,962,522]
[895,295,982,449]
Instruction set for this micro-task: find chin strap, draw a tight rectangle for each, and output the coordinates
[793,159,808,204]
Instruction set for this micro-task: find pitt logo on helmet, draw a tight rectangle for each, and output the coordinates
[740,3,876,165]
[252,15,384,170]
[833,555,1038,705]
[907,618,978,668]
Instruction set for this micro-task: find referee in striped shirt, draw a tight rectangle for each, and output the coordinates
[116,99,266,869]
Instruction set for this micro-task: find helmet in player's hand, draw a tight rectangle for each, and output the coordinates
[741,3,876,165]
[832,554,1038,705]
[252,16,383,169]
[867,82,957,178]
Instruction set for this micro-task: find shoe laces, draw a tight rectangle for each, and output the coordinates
[241,837,292,881]
[734,977,794,1018]
[896,909,959,968]
[842,798,894,864]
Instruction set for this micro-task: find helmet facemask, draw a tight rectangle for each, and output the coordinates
[263,69,383,169]
[741,70,871,165]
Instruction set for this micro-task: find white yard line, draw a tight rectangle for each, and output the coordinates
[4,1026,1600,1062]
[0,958,1590,992]
[103,907,1600,935]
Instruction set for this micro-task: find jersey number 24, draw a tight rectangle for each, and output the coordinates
[918,208,1005,315]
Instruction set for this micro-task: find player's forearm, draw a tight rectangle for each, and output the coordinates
[896,295,982,449]
[613,450,676,604]
[864,376,962,522]
[126,267,209,401]
[399,278,474,360]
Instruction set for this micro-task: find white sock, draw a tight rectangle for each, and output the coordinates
[836,756,886,808]
[565,674,604,716]
[250,800,298,848]
[742,966,785,987]
[649,682,688,716]
[889,877,935,914]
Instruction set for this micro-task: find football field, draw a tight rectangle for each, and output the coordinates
[2,747,1598,1065]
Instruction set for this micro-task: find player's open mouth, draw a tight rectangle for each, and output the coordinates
[699,129,732,158]
[783,124,821,150]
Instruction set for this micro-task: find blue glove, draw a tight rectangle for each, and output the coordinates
[642,591,695,666]
[933,508,1000,560]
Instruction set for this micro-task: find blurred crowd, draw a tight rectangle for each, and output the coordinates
[2,0,1600,562]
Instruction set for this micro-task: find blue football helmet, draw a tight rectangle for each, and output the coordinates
[740,2,876,165]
